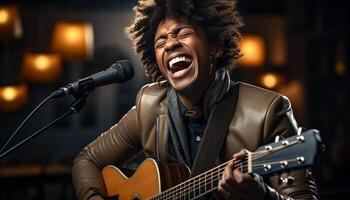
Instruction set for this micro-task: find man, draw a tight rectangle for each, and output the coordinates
[72,0,319,199]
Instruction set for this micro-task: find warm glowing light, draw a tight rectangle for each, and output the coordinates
[22,53,62,83]
[52,22,94,60]
[34,55,50,71]
[335,61,346,76]
[1,87,17,101]
[0,85,28,111]
[0,6,22,40]
[0,9,9,24]
[238,35,265,67]
[261,73,278,88]
[65,27,81,44]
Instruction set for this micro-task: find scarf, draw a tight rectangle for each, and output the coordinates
[166,68,231,167]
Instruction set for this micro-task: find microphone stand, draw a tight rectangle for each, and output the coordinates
[0,93,88,159]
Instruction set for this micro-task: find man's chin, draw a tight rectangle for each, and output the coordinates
[171,80,195,95]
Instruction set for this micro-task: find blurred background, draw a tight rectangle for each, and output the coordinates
[0,0,349,199]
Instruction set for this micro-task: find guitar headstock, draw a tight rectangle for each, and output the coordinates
[244,129,324,176]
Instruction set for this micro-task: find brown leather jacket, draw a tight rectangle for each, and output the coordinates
[72,82,319,200]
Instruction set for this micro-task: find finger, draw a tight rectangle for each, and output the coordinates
[222,162,236,186]
[217,179,230,196]
[218,161,236,194]
[219,165,234,190]
[232,149,248,159]
[240,171,256,185]
[233,168,244,184]
[226,159,234,170]
[233,168,258,191]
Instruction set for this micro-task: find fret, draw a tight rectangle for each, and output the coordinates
[187,177,193,199]
[178,183,182,200]
[204,181,213,194]
[177,188,181,200]
[184,183,188,199]
[186,183,191,200]
[192,176,197,197]
[211,168,214,190]
[158,190,164,200]
[191,178,195,199]
[200,180,206,194]
[183,183,186,200]
[205,172,207,192]
[198,175,202,196]
[195,178,200,197]
[217,165,220,186]
[165,188,170,200]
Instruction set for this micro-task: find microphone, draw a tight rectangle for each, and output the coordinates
[51,60,134,98]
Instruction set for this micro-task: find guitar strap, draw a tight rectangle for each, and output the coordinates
[190,81,239,177]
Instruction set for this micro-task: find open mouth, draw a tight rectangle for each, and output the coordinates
[167,55,193,76]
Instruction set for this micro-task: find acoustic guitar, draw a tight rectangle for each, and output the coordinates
[102,129,323,200]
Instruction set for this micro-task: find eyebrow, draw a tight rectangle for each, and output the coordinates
[154,24,193,43]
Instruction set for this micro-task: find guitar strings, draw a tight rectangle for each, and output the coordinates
[166,160,300,200]
[169,157,301,199]
[150,149,271,200]
[151,160,248,200]
[152,153,261,199]
[150,140,300,200]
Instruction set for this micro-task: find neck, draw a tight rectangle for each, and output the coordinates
[177,74,215,110]
[178,94,200,110]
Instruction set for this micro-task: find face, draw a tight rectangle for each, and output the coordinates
[154,17,213,95]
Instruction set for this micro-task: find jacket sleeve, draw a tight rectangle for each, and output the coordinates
[72,91,143,200]
[262,95,320,200]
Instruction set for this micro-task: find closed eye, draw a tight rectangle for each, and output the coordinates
[177,28,195,39]
[154,26,195,49]
[155,38,166,49]
[177,31,195,39]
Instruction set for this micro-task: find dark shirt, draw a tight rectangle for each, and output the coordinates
[179,102,206,163]
[185,116,206,161]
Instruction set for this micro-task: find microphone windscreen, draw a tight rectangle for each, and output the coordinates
[112,60,134,83]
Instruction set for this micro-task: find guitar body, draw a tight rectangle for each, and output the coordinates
[102,158,190,200]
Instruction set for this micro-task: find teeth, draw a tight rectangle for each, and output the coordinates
[169,56,187,68]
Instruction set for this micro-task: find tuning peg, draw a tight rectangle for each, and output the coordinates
[297,127,302,136]
[306,168,313,178]
[279,176,295,185]
[281,140,289,145]
[263,164,272,172]
[275,135,280,143]
[286,176,295,185]
[297,135,305,142]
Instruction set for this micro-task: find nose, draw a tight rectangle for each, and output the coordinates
[164,36,181,52]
